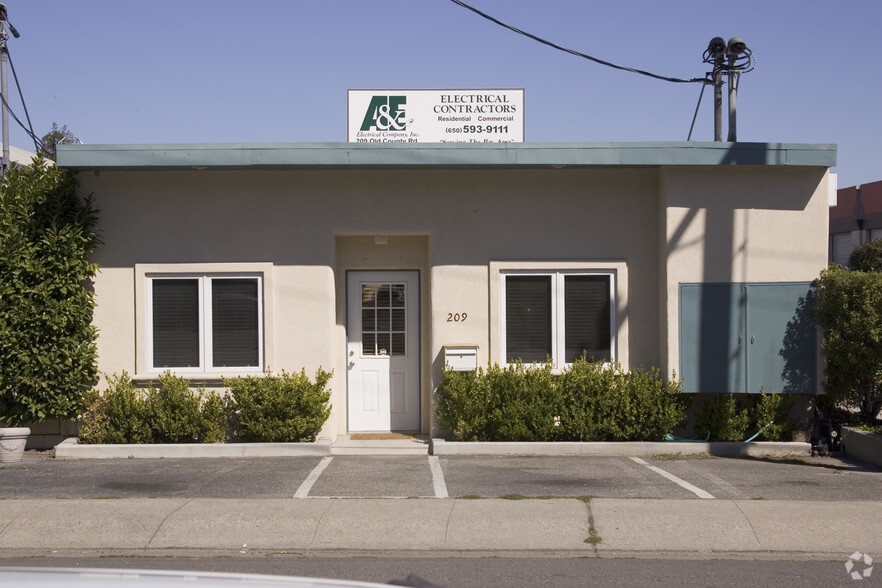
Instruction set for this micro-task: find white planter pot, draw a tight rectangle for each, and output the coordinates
[0,427,30,463]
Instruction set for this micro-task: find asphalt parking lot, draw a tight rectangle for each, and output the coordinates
[2,453,880,501]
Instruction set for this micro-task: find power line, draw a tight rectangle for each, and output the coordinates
[6,48,41,153]
[0,89,42,153]
[448,0,705,84]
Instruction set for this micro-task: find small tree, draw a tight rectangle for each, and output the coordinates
[0,161,100,426]
[849,239,882,272]
[814,265,882,421]
[39,123,79,161]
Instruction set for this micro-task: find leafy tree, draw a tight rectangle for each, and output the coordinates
[814,265,882,422]
[0,160,99,426]
[849,239,882,272]
[39,122,79,161]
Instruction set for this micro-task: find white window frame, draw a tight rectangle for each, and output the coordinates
[489,261,627,370]
[146,273,264,374]
[499,270,616,369]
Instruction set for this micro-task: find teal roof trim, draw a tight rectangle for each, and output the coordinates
[56,141,837,171]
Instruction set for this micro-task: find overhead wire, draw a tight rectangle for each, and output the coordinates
[0,91,42,153]
[687,76,712,141]
[6,48,42,154]
[448,0,705,84]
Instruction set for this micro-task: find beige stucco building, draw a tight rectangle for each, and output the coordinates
[57,141,836,439]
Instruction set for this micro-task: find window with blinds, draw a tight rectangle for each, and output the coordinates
[152,279,200,368]
[505,275,552,362]
[149,275,262,372]
[211,279,260,367]
[503,272,613,367]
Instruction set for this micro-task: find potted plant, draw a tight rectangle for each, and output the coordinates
[0,160,100,461]
[0,426,30,463]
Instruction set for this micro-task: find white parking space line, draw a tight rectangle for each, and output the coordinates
[629,457,715,499]
[294,456,333,498]
[429,456,449,498]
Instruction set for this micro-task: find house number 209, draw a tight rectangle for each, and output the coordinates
[447,312,468,323]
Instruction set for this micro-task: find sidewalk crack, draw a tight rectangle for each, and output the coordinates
[583,499,600,554]
[733,500,762,548]
[443,499,456,544]
[0,511,16,538]
[146,498,193,548]
[309,499,335,547]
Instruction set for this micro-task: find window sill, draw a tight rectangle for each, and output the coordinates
[132,371,266,387]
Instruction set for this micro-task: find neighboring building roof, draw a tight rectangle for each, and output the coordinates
[57,142,837,171]
[1,144,39,165]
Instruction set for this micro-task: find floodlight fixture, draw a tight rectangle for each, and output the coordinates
[726,37,746,56]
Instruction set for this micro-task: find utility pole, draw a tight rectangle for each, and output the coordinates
[708,37,726,142]
[0,4,10,177]
[726,38,746,142]
[703,36,753,142]
[0,3,18,177]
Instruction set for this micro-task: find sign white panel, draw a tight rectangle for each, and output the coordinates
[348,89,524,143]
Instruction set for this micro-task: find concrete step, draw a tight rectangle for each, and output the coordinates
[331,434,429,455]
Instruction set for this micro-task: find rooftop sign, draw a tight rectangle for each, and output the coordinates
[348,89,524,143]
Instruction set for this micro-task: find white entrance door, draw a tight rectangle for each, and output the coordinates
[347,271,420,432]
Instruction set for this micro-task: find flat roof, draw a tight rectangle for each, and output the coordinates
[57,141,837,171]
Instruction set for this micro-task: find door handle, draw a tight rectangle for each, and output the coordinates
[348,361,355,370]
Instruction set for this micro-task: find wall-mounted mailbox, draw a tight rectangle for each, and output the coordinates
[443,345,478,371]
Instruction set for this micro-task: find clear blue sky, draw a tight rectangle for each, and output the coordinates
[4,0,879,187]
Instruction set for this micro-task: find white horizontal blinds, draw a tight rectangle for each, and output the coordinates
[361,283,406,356]
[505,275,552,362]
[211,278,260,367]
[152,278,200,368]
[564,274,611,362]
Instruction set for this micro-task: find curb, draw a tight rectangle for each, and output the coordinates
[53,438,332,459]
[430,438,811,457]
[840,426,882,468]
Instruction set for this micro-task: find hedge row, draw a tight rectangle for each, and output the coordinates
[434,360,687,442]
[434,360,795,442]
[79,369,331,444]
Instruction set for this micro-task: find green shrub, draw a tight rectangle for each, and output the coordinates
[556,360,612,441]
[199,391,230,444]
[79,373,151,444]
[435,362,561,442]
[559,361,685,442]
[487,362,560,442]
[145,372,229,444]
[848,239,882,272]
[226,369,332,442]
[79,372,229,444]
[693,394,750,441]
[0,162,99,426]
[433,368,492,441]
[815,265,882,421]
[435,359,685,442]
[750,391,796,441]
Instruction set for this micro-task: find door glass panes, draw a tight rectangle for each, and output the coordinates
[362,283,406,355]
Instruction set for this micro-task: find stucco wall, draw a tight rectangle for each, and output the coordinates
[79,167,661,434]
[660,166,831,377]
[77,162,830,433]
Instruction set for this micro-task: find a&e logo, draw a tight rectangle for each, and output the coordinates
[360,96,408,131]
[845,552,873,581]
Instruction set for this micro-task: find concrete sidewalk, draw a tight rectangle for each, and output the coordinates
[1,497,879,558]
